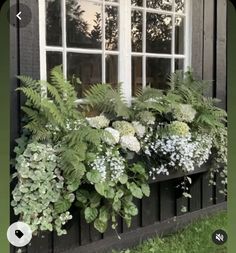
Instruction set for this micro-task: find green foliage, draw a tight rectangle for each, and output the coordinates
[17,66,81,141]
[83,83,130,118]
[12,67,227,237]
[11,142,73,236]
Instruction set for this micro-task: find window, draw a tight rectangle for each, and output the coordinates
[39,0,191,101]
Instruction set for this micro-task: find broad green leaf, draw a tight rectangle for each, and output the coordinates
[94,218,108,233]
[141,184,150,197]
[85,207,98,223]
[54,199,71,214]
[119,174,128,184]
[128,182,143,199]
[86,170,101,184]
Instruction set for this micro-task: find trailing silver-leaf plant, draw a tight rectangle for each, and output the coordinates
[12,142,74,235]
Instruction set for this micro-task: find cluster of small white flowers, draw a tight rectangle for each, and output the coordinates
[120,135,141,153]
[90,149,125,182]
[132,121,146,138]
[194,134,212,167]
[149,165,169,180]
[144,133,212,177]
[103,127,120,145]
[86,115,110,129]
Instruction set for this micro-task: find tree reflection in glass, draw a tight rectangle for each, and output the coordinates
[105,5,119,50]
[147,0,173,11]
[175,0,185,13]
[146,13,172,54]
[131,10,143,52]
[46,0,62,46]
[66,0,102,49]
[132,0,143,6]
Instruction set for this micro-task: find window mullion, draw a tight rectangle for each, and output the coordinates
[62,0,67,79]
[102,1,106,83]
[142,1,147,89]
[119,0,132,102]
[39,0,47,81]
[171,2,175,73]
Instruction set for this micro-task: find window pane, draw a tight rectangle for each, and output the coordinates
[46,52,62,81]
[46,0,62,46]
[132,0,143,6]
[175,0,185,13]
[175,16,184,54]
[146,13,172,54]
[146,58,171,89]
[66,0,102,49]
[131,11,143,52]
[105,6,119,50]
[132,57,143,96]
[106,55,118,86]
[67,53,102,97]
[147,0,173,11]
[175,58,184,71]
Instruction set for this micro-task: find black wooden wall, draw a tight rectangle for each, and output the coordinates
[10,0,228,253]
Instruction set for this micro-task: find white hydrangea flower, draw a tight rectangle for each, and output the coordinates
[132,121,146,138]
[86,115,110,129]
[173,104,197,123]
[103,127,120,145]
[120,135,141,153]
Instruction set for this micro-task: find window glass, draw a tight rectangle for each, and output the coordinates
[175,58,184,71]
[146,58,171,89]
[106,55,118,86]
[66,0,102,49]
[46,0,62,46]
[132,0,143,6]
[146,0,173,11]
[146,13,172,54]
[132,57,143,96]
[67,53,102,97]
[175,16,184,54]
[105,5,119,51]
[131,10,143,52]
[46,52,62,81]
[175,0,185,13]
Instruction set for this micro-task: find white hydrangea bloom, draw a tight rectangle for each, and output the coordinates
[86,115,110,129]
[104,127,120,145]
[120,135,141,153]
[132,121,146,138]
[173,104,197,123]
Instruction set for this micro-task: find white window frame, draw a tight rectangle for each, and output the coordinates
[39,0,192,102]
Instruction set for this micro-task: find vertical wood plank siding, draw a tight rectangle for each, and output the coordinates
[10,0,227,252]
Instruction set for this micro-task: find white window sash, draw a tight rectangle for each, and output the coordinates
[38,0,192,102]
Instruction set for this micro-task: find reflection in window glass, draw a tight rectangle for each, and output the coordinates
[46,52,62,81]
[146,58,171,89]
[105,6,119,51]
[147,0,173,11]
[67,53,102,97]
[146,13,172,54]
[175,58,184,71]
[106,55,118,86]
[131,11,143,52]
[66,0,102,49]
[46,0,62,46]
[132,57,143,96]
[175,16,184,54]
[175,0,185,13]
[131,0,143,6]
